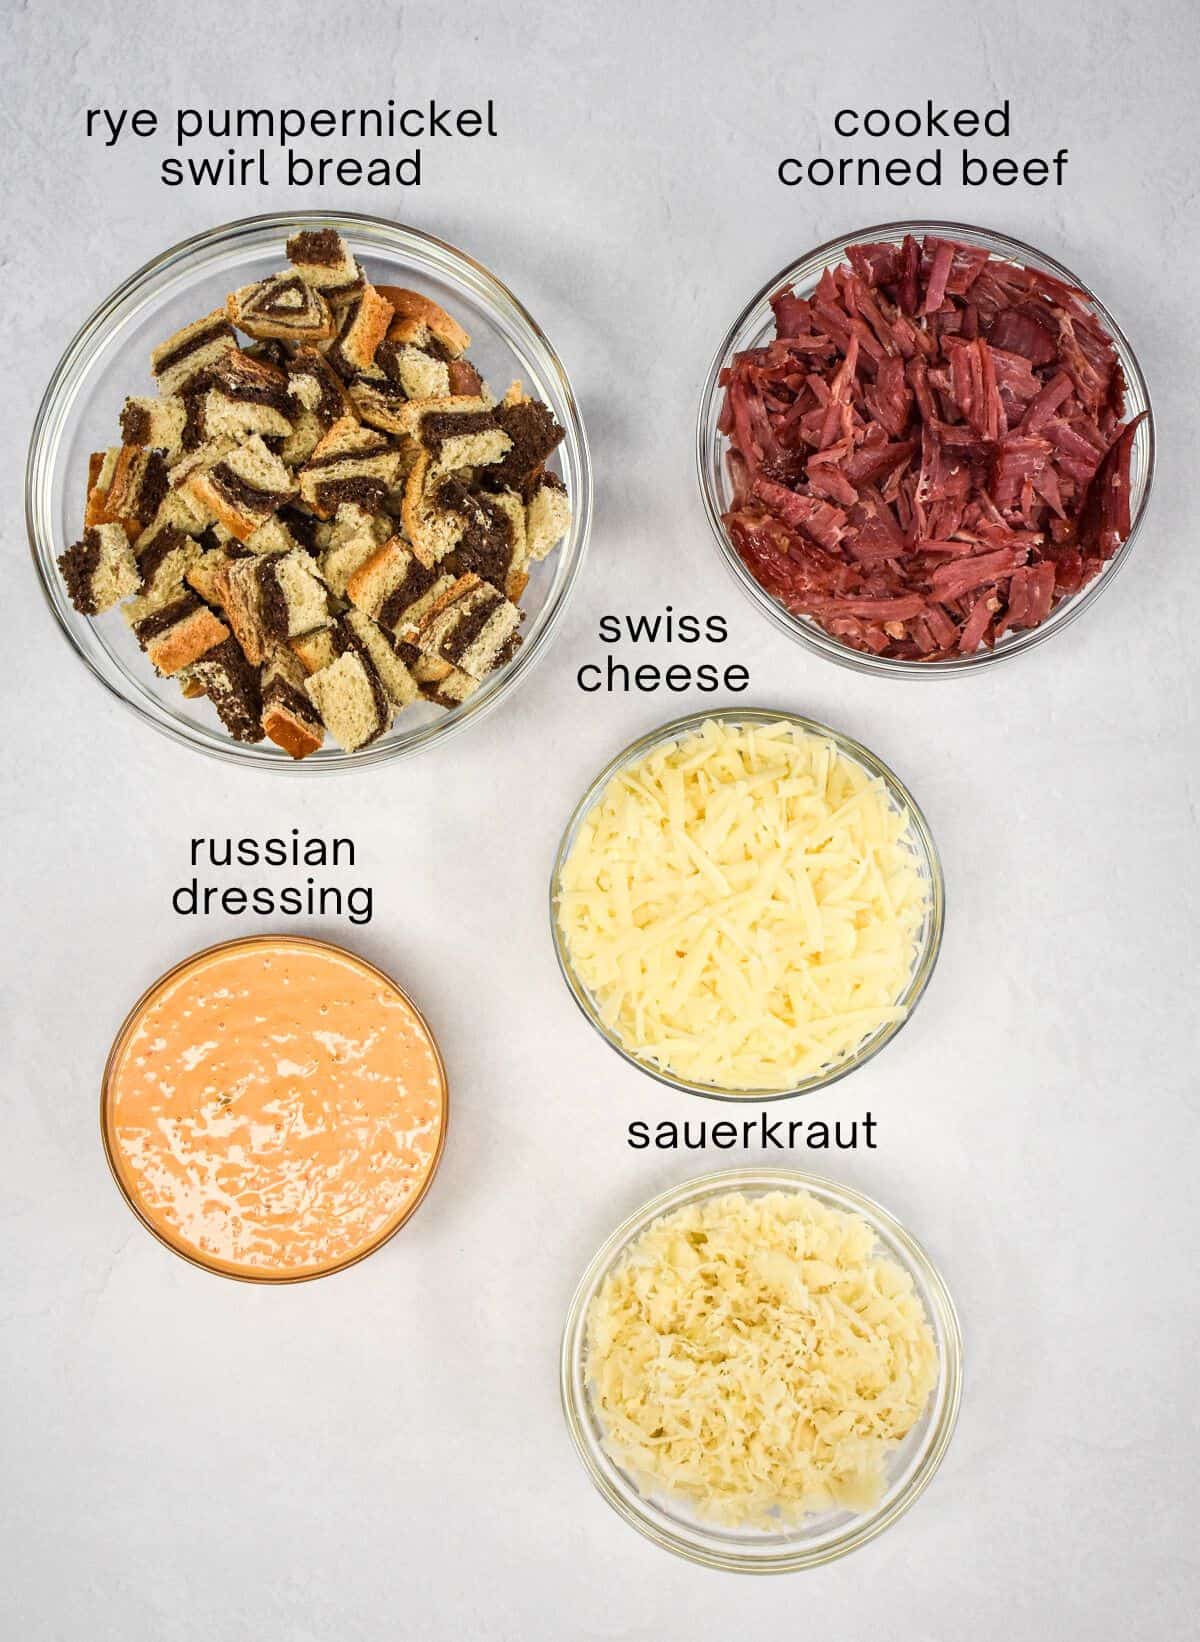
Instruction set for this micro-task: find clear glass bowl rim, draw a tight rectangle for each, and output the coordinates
[695,216,1156,677]
[549,707,945,1102]
[560,1165,964,1572]
[27,209,592,771]
[99,934,449,1283]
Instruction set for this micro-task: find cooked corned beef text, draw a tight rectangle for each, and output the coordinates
[719,234,1145,660]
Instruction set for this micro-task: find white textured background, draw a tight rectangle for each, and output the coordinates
[3,1,1198,1637]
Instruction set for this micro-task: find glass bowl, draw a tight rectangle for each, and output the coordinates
[27,210,591,769]
[550,707,943,1101]
[696,219,1155,676]
[561,1166,963,1572]
[100,935,449,1283]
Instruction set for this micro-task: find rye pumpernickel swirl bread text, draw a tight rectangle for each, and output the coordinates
[55,227,572,757]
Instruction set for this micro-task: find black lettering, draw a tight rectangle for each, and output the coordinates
[863,1113,877,1148]
[711,1122,737,1148]
[985,99,1011,137]
[309,109,336,138]
[577,663,602,692]
[994,157,1019,185]
[916,150,943,186]
[677,614,700,642]
[760,1116,783,1148]
[222,887,247,914]
[778,158,803,186]
[724,664,750,692]
[264,836,287,866]
[885,157,913,186]
[894,108,921,137]
[346,888,373,926]
[161,159,183,186]
[331,837,354,868]
[954,110,979,137]
[131,109,157,137]
[807,1120,830,1149]
[925,100,949,136]
[189,838,204,866]
[627,1121,650,1150]
[278,886,302,915]
[172,879,198,915]
[634,663,662,690]
[457,110,482,136]
[834,109,858,136]
[626,613,661,642]
[598,615,621,642]
[863,108,889,137]
[664,665,691,691]
[807,157,833,186]
[237,838,259,867]
[654,1120,678,1149]
[705,615,728,642]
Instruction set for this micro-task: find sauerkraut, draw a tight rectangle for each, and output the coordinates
[584,1190,939,1525]
[557,718,927,1091]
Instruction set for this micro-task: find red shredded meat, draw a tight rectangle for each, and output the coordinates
[719,234,1145,660]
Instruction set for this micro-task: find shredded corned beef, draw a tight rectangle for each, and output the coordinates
[720,234,1144,660]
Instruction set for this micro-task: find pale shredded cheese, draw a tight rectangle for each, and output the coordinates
[585,1190,939,1525]
[557,719,927,1090]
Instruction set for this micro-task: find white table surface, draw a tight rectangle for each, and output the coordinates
[3,1,1198,1637]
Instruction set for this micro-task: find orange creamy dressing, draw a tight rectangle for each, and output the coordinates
[105,939,446,1278]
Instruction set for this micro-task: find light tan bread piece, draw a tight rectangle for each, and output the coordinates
[185,435,296,543]
[182,637,263,744]
[227,273,335,344]
[297,416,404,518]
[98,446,168,532]
[304,650,392,752]
[525,475,572,561]
[400,453,468,564]
[413,573,522,681]
[134,486,211,549]
[346,537,452,645]
[186,546,243,608]
[288,347,353,426]
[123,529,205,623]
[84,449,122,529]
[219,550,330,666]
[201,351,294,441]
[285,229,364,307]
[261,646,324,759]
[120,396,188,462]
[325,285,394,379]
[150,310,237,395]
[396,395,511,474]
[57,524,140,615]
[133,595,229,676]
[167,435,237,495]
[376,286,470,356]
[344,609,419,708]
[320,503,394,596]
[412,653,480,707]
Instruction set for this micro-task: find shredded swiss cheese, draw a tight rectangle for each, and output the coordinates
[557,718,927,1090]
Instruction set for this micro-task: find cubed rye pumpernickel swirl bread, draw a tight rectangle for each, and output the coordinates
[55,229,573,757]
